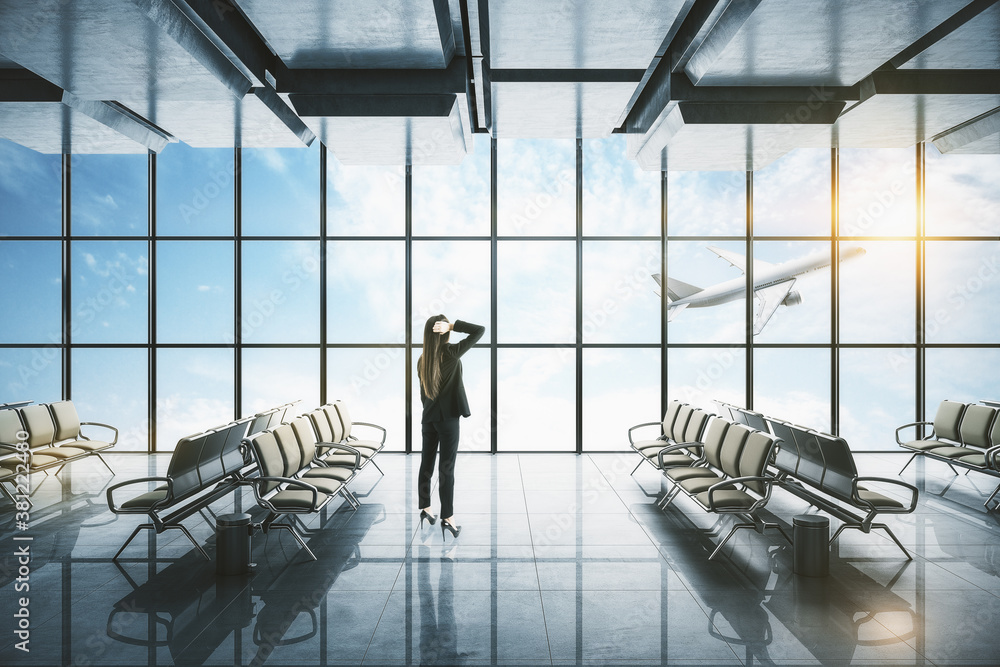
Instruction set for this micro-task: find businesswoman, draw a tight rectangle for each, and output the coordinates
[417,314,485,539]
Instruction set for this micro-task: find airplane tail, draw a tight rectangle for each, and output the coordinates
[652,274,702,303]
[665,277,702,302]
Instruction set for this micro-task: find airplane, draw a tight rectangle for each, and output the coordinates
[653,245,866,335]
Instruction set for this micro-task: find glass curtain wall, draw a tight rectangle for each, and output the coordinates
[2,136,998,452]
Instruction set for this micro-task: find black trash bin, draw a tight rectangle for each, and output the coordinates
[216,512,252,576]
[793,513,829,577]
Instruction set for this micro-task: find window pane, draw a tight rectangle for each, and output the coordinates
[582,240,660,343]
[497,348,575,451]
[412,348,490,452]
[0,241,61,343]
[327,154,405,236]
[583,137,659,236]
[242,348,319,415]
[925,241,1000,343]
[753,348,830,432]
[497,241,575,343]
[71,241,148,343]
[926,145,1000,237]
[839,241,914,343]
[839,148,915,237]
[328,241,404,344]
[839,348,914,452]
[753,241,831,344]
[156,241,234,343]
[926,348,1000,414]
[71,154,147,236]
[583,348,659,451]
[156,348,234,451]
[666,347,745,409]
[72,348,147,451]
[412,240,490,341]
[667,171,744,236]
[413,135,490,236]
[327,347,404,452]
[0,139,61,236]
[156,143,234,236]
[0,348,61,403]
[754,148,830,237]
[665,240,746,344]
[497,139,575,237]
[243,144,320,236]
[241,241,320,344]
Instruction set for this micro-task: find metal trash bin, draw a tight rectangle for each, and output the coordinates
[216,512,252,576]
[793,514,829,577]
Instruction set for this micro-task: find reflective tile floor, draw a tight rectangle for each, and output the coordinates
[1,452,1000,665]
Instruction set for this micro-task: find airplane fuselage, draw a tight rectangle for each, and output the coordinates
[671,246,865,309]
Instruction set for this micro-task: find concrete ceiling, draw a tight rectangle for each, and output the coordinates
[0,0,997,168]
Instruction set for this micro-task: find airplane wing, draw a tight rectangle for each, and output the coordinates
[753,279,795,335]
[708,246,776,273]
[707,246,747,272]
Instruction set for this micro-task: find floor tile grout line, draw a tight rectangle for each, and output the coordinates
[518,453,556,666]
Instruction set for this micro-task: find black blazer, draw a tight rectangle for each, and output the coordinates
[420,320,485,423]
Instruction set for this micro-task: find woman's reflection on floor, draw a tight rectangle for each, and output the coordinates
[418,550,467,665]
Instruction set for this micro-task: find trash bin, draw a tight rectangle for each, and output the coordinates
[216,512,252,576]
[793,514,829,577]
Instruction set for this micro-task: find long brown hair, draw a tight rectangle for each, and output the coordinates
[417,315,450,400]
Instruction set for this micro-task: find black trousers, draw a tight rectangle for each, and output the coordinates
[418,418,460,518]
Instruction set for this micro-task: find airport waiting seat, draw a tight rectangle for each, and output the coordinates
[244,422,360,562]
[630,401,710,474]
[0,401,118,498]
[896,400,966,474]
[897,401,1000,510]
[768,417,918,559]
[106,419,252,560]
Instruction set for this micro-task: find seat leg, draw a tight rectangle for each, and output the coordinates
[167,525,210,561]
[94,452,115,475]
[898,452,918,475]
[0,481,25,506]
[946,462,960,476]
[113,523,153,561]
[983,482,1000,510]
[830,523,912,561]
[630,459,644,476]
[271,523,317,561]
[709,524,752,560]
[370,459,384,476]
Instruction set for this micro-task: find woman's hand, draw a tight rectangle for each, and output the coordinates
[432,320,453,334]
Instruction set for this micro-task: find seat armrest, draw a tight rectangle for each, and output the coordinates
[984,444,1000,471]
[314,441,361,470]
[628,422,664,445]
[656,442,704,468]
[79,421,119,446]
[705,475,773,512]
[895,420,932,446]
[852,476,919,513]
[106,476,172,514]
[254,476,322,511]
[348,421,386,446]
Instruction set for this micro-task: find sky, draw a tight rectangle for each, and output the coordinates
[1,136,999,452]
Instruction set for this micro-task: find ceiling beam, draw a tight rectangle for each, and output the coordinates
[278,59,468,95]
[884,0,1000,70]
[61,91,176,152]
[932,105,1000,152]
[134,0,253,98]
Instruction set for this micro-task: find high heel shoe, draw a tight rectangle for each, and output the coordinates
[420,509,437,527]
[441,519,461,539]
